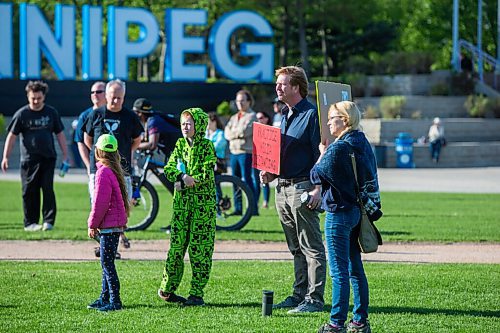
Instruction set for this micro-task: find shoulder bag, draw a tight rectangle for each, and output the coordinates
[350,153,382,253]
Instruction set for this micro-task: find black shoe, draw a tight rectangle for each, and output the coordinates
[228,211,242,216]
[273,295,302,309]
[157,289,187,304]
[87,298,108,309]
[183,295,205,306]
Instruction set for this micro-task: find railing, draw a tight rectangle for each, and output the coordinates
[458,39,500,88]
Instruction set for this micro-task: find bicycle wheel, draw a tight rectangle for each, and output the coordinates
[215,174,255,231]
[126,180,159,231]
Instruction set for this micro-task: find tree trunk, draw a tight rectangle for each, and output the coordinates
[280,3,290,67]
[296,0,310,75]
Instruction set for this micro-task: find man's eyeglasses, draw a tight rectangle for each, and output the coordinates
[91,90,104,95]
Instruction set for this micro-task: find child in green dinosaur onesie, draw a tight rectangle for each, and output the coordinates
[157,107,217,307]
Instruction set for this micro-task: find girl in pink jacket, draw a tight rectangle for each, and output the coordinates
[86,134,129,312]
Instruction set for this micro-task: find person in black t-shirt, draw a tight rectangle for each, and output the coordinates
[84,80,143,255]
[1,81,68,232]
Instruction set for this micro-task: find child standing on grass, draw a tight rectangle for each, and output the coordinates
[158,108,217,307]
[87,134,129,312]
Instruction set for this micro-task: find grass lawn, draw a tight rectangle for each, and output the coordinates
[0,181,499,242]
[0,261,498,333]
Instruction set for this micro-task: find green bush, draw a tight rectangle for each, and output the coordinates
[216,101,231,116]
[379,96,406,119]
[0,114,4,135]
[464,95,489,118]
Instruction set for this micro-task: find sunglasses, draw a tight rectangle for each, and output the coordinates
[91,90,104,94]
[256,117,265,120]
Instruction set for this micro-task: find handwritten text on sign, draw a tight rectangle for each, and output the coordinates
[252,122,281,174]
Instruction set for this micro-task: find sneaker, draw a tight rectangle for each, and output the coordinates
[87,298,109,310]
[347,320,371,333]
[24,224,42,231]
[42,223,53,231]
[93,248,121,259]
[287,299,323,314]
[318,323,347,333]
[98,302,122,312]
[183,295,205,307]
[272,295,302,309]
[157,289,187,304]
[120,234,130,248]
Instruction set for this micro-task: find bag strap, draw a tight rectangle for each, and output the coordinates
[350,153,363,206]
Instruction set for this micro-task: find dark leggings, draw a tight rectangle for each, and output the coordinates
[99,233,121,305]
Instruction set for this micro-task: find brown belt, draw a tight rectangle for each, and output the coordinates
[277,177,310,187]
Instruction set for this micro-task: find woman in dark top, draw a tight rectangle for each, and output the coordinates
[314,101,382,333]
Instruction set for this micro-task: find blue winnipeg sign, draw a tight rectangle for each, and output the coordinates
[0,3,275,82]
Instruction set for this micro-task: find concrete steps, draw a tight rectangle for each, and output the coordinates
[362,119,500,168]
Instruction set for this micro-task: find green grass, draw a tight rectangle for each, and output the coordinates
[1,181,499,242]
[0,261,498,332]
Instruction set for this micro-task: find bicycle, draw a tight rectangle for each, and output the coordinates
[127,149,255,232]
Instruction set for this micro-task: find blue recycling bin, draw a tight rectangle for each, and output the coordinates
[395,132,414,168]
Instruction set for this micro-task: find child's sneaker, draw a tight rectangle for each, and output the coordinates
[318,323,347,333]
[183,295,205,306]
[87,298,108,309]
[347,320,371,333]
[98,302,122,312]
[157,289,187,304]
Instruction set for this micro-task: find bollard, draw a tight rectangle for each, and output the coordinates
[262,290,273,316]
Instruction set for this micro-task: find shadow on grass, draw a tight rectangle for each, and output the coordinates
[380,231,411,236]
[369,305,500,318]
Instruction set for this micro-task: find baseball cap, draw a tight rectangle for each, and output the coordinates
[133,98,154,113]
[95,134,118,152]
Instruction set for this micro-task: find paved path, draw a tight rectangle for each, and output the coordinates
[1,240,499,264]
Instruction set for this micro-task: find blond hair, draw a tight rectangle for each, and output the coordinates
[95,149,130,216]
[329,101,362,140]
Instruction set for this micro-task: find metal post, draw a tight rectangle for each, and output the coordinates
[452,0,460,71]
[478,0,484,81]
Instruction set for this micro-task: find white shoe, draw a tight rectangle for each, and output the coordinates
[24,224,42,231]
[42,223,53,231]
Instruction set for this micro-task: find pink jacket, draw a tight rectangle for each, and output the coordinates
[87,162,127,230]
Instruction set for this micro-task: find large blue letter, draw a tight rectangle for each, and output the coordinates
[20,4,75,80]
[108,6,159,80]
[209,11,274,82]
[82,5,103,80]
[164,9,207,82]
[0,3,13,79]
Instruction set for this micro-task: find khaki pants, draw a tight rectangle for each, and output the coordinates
[275,180,326,305]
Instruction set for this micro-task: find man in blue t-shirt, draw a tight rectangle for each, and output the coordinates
[75,81,106,171]
[1,81,68,232]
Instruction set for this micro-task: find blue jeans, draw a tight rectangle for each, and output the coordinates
[325,207,369,326]
[100,232,121,305]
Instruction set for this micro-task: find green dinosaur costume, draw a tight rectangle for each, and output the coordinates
[159,108,217,298]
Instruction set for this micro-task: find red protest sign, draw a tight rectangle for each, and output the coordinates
[252,122,281,174]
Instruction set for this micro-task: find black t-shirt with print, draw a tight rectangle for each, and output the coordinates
[7,104,64,161]
[84,106,144,174]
